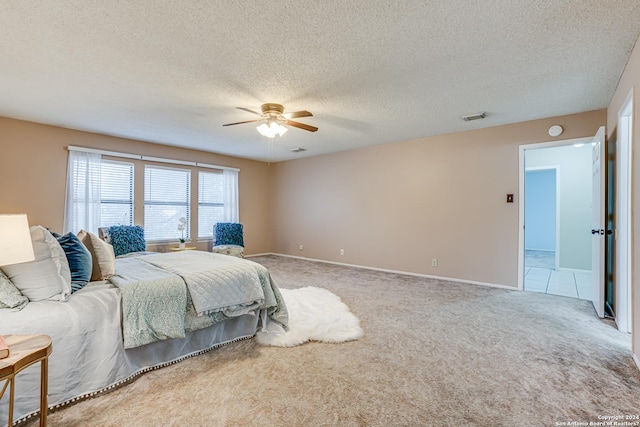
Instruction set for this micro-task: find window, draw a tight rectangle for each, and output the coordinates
[144,165,190,241]
[100,160,134,227]
[65,147,238,239]
[64,151,133,234]
[198,171,224,238]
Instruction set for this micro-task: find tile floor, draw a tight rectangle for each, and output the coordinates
[524,250,592,301]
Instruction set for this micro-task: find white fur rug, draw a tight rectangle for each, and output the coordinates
[256,286,363,347]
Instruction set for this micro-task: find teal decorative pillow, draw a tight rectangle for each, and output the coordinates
[214,223,244,247]
[0,269,28,310]
[109,225,146,257]
[52,232,93,293]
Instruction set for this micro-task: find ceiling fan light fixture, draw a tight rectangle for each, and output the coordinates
[256,123,271,137]
[257,120,287,138]
[274,122,287,137]
[224,103,316,137]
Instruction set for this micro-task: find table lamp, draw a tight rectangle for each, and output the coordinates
[0,214,34,360]
[0,214,35,266]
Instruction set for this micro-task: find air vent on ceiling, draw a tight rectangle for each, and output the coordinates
[290,147,307,153]
[461,112,487,122]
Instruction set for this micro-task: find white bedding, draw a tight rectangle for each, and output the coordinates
[0,281,263,425]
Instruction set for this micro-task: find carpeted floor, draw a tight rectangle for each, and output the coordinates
[26,255,640,427]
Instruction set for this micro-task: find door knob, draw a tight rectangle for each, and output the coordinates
[591,229,604,235]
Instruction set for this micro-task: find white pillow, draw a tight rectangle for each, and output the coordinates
[2,226,72,302]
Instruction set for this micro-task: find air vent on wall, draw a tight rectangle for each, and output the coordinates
[461,112,487,122]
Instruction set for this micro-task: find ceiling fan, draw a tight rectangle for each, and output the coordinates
[222,103,318,138]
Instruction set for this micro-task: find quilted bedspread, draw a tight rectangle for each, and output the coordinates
[143,251,264,316]
[109,252,288,349]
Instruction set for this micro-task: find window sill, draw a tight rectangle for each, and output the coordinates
[147,240,193,245]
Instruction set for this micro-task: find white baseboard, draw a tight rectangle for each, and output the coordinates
[634,353,640,372]
[245,253,272,258]
[267,253,517,291]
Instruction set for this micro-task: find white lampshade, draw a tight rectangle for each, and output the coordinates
[276,123,288,137]
[0,214,35,266]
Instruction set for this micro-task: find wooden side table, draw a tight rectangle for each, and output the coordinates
[0,334,52,427]
[169,246,196,251]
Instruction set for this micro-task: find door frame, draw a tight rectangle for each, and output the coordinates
[517,136,592,290]
[524,166,561,270]
[616,88,634,333]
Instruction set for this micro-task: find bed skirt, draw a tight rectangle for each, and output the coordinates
[0,281,262,426]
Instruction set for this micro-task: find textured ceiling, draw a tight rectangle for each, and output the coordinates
[1,1,639,162]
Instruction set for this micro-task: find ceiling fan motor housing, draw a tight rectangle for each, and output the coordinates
[261,103,285,117]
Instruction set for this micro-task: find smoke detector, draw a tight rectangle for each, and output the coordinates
[290,147,307,153]
[461,112,487,122]
[548,125,564,137]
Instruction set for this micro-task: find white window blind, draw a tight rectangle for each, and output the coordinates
[100,160,134,227]
[198,171,224,238]
[144,165,190,241]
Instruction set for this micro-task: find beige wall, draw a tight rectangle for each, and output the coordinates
[271,110,605,287]
[0,117,273,255]
[607,36,640,364]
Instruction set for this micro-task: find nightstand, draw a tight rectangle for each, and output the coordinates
[0,334,52,427]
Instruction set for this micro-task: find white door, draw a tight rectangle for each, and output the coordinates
[591,126,606,318]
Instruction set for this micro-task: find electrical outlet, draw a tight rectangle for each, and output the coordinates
[340,249,345,256]
[299,244,304,251]
[431,258,438,267]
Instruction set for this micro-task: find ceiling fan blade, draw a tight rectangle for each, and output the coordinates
[236,107,262,116]
[286,120,318,132]
[284,110,313,119]
[222,119,261,126]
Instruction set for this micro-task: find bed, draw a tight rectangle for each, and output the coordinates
[0,245,288,425]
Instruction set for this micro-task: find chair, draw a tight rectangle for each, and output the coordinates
[98,225,146,257]
[211,223,244,257]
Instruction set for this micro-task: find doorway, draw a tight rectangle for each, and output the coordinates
[518,138,594,300]
[524,167,558,270]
